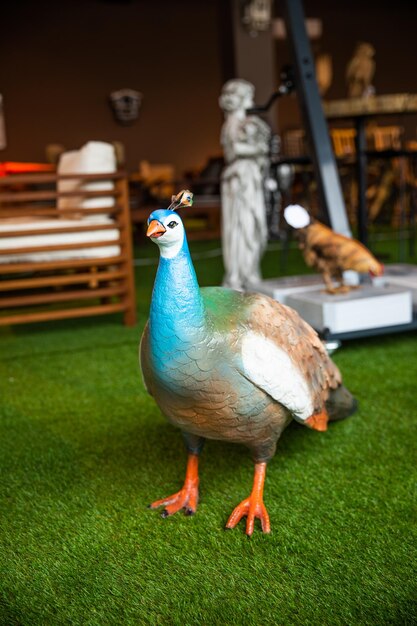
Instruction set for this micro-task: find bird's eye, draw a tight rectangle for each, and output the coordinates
[167,221,178,229]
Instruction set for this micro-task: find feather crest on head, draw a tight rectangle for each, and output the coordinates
[167,189,194,211]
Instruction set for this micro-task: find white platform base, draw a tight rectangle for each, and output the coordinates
[250,275,412,334]
[286,285,412,334]
[249,274,323,305]
[381,264,417,307]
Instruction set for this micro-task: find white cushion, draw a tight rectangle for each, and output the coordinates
[0,142,121,263]
[57,141,117,218]
[0,215,120,263]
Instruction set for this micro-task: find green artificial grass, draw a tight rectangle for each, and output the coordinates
[0,236,416,625]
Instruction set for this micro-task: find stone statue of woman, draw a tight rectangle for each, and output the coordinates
[219,79,271,290]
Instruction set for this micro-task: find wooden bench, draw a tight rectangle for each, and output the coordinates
[0,171,136,326]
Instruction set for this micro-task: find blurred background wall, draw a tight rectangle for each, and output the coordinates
[1,0,416,175]
[276,0,417,134]
[1,0,227,174]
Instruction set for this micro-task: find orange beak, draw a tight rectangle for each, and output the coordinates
[146,219,166,238]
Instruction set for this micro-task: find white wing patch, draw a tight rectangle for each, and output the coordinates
[241,331,313,421]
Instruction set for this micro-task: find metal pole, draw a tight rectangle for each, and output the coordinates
[281,0,352,237]
[355,116,368,245]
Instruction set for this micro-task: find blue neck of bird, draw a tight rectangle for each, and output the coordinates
[150,239,206,357]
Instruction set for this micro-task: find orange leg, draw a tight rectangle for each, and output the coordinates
[226,462,270,536]
[149,453,199,517]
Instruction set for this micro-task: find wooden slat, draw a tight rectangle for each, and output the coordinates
[0,285,126,308]
[0,205,122,218]
[0,223,121,238]
[0,237,121,256]
[323,93,417,119]
[0,254,126,274]
[0,189,120,203]
[0,171,126,186]
[0,302,126,326]
[115,177,137,326]
[0,170,136,327]
[0,269,126,291]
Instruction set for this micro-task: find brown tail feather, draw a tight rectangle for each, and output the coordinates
[326,385,358,422]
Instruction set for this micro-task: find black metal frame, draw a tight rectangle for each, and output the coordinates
[245,0,417,342]
[281,0,351,237]
[247,0,351,237]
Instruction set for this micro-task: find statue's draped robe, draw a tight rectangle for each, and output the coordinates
[220,115,270,290]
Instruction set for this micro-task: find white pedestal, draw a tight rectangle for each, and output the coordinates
[249,274,323,305]
[286,285,412,334]
[249,275,413,335]
[382,264,417,307]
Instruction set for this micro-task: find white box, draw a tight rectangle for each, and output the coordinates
[382,263,417,307]
[249,274,323,305]
[285,285,412,334]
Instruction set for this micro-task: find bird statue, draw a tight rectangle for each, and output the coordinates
[140,191,357,536]
[284,204,384,294]
[346,42,375,99]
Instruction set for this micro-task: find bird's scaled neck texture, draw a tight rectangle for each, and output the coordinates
[150,242,206,357]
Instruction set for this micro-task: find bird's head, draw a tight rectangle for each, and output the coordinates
[368,260,384,277]
[146,190,193,259]
[146,209,185,258]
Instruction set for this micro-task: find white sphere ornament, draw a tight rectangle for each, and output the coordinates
[284,204,311,229]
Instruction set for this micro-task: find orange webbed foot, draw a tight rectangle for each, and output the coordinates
[325,284,353,295]
[149,485,198,517]
[226,495,271,536]
[225,462,271,536]
[149,453,199,518]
